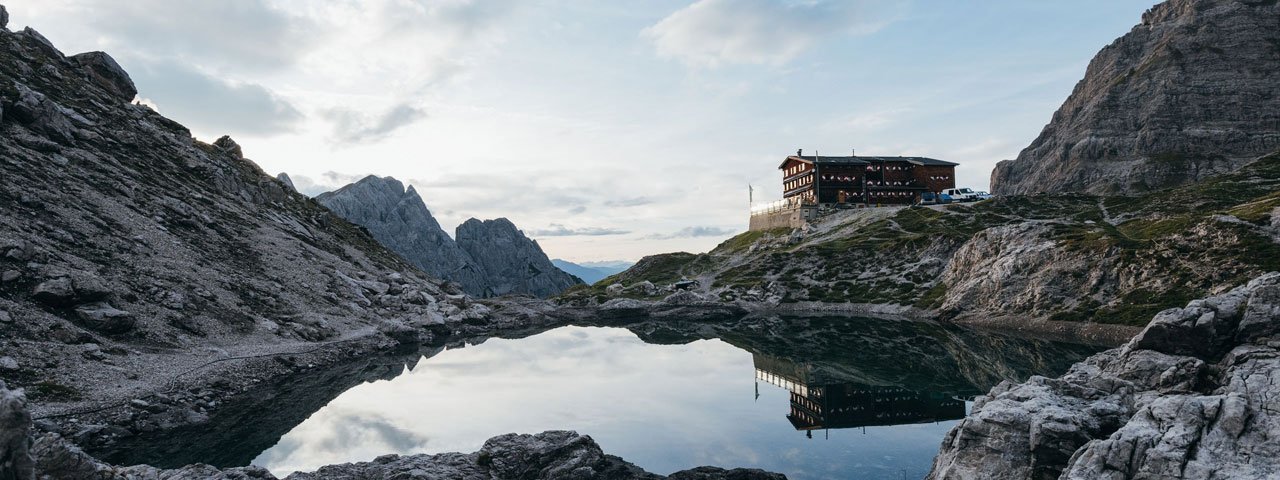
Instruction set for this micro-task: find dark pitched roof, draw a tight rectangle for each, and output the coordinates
[779,155,958,169]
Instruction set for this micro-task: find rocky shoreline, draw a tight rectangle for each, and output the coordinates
[928,272,1280,479]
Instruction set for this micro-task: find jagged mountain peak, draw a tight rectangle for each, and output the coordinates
[315,176,487,295]
[318,179,580,298]
[991,0,1280,195]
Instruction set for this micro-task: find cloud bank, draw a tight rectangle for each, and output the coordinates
[529,224,631,237]
[644,226,738,240]
[643,0,898,67]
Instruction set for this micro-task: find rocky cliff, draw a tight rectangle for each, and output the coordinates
[315,176,488,295]
[928,272,1280,479]
[457,218,582,297]
[991,0,1280,195]
[0,4,511,459]
[316,178,580,298]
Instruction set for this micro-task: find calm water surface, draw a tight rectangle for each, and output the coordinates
[248,320,1097,479]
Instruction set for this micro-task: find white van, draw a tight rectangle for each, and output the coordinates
[942,187,979,202]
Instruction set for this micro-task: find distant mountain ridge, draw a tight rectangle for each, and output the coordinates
[552,259,633,285]
[991,0,1280,195]
[316,176,579,297]
[315,176,488,294]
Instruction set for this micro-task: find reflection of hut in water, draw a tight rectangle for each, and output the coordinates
[752,353,966,432]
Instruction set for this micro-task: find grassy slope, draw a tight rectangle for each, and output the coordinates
[560,153,1280,326]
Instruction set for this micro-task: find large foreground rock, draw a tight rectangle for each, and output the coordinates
[991,0,1280,195]
[928,272,1280,479]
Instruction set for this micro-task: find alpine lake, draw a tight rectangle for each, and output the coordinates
[96,315,1102,480]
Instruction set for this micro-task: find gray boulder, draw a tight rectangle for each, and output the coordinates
[213,135,243,159]
[928,272,1280,479]
[276,172,295,192]
[69,51,136,102]
[32,277,76,306]
[6,82,77,143]
[31,274,112,307]
[1,5,8,30]
[0,381,34,480]
[73,303,134,334]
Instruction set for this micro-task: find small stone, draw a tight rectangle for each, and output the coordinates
[0,357,18,370]
[1,270,19,282]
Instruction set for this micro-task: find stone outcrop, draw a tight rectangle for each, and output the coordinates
[316,176,488,295]
[991,0,1280,195]
[928,272,1280,479]
[68,51,136,102]
[457,218,581,298]
[1,381,34,480]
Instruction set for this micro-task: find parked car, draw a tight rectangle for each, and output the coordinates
[942,187,980,202]
[919,192,954,205]
[974,191,993,200]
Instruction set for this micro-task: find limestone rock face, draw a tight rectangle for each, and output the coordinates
[318,178,580,298]
[316,176,488,295]
[991,0,1280,195]
[456,218,581,298]
[928,272,1280,479]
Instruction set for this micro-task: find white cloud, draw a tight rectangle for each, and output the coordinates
[130,59,302,136]
[30,0,319,72]
[529,224,631,237]
[643,0,899,67]
[324,104,428,144]
[644,226,738,240]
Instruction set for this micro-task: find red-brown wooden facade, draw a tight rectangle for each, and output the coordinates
[778,154,957,205]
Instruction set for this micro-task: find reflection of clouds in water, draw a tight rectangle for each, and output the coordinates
[254,409,431,476]
[316,413,431,452]
[255,325,959,480]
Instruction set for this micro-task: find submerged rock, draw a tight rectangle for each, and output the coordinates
[928,272,1280,479]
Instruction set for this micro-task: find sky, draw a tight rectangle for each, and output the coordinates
[8,0,1161,262]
